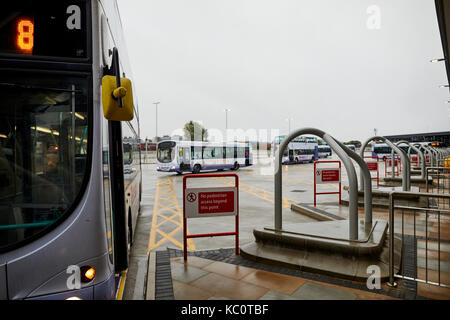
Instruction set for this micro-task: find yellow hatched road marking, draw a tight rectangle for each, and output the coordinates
[213,177,297,208]
[147,177,195,254]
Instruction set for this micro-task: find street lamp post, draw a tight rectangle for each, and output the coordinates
[285,118,293,134]
[224,108,231,130]
[153,102,160,142]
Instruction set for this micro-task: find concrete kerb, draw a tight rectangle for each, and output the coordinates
[290,203,343,221]
[145,251,156,300]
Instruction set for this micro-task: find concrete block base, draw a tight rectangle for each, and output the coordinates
[381,177,433,188]
[290,203,341,221]
[240,220,402,282]
[341,186,427,209]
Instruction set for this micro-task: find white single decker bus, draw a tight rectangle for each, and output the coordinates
[157,141,253,174]
[372,143,392,161]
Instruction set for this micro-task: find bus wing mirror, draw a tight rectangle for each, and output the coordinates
[101,75,134,121]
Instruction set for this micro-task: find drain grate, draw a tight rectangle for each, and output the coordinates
[291,190,306,193]
[155,250,174,300]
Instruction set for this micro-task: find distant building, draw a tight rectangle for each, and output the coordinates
[384,131,450,148]
[171,135,183,141]
[140,140,156,151]
[159,135,172,142]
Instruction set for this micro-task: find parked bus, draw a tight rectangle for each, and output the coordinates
[0,0,141,300]
[371,143,392,161]
[372,142,422,162]
[318,145,332,158]
[157,141,253,174]
[272,136,319,164]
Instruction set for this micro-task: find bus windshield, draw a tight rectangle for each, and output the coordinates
[0,71,89,250]
[295,149,315,155]
[157,142,176,163]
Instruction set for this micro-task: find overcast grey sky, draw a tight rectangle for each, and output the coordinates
[117,0,449,143]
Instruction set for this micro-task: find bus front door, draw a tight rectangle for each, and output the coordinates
[180,147,191,172]
[109,121,129,272]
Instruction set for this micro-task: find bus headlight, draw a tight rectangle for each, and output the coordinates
[66,297,83,300]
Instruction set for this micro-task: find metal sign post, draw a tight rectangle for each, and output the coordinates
[183,174,239,261]
[364,156,379,188]
[314,160,342,206]
[410,154,419,167]
[384,156,400,177]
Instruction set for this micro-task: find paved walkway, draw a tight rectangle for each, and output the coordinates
[170,255,396,300]
[150,248,417,300]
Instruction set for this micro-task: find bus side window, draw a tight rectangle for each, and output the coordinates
[238,147,245,158]
[203,147,215,159]
[227,147,233,158]
[192,147,202,160]
[215,147,223,159]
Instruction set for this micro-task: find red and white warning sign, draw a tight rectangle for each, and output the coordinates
[185,187,237,218]
[315,168,341,184]
[366,162,378,171]
[313,160,342,206]
[183,173,240,260]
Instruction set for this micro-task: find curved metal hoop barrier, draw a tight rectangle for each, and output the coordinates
[274,128,373,240]
[360,136,411,192]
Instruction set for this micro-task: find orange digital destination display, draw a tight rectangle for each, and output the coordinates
[17,19,34,53]
[1,2,87,58]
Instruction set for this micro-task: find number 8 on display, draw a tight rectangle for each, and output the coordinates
[17,19,34,52]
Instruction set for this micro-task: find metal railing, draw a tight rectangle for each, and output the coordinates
[388,191,450,289]
[425,167,450,210]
